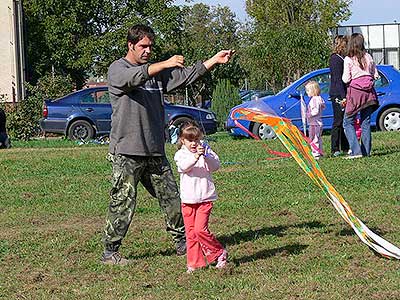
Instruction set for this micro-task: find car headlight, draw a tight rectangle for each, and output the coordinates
[205,113,215,120]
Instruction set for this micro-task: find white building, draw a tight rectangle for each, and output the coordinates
[0,0,25,102]
[334,23,400,69]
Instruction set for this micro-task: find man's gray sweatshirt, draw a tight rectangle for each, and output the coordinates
[107,58,207,156]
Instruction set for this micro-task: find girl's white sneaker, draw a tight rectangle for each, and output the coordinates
[216,249,228,269]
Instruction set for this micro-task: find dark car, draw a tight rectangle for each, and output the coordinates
[226,65,400,139]
[40,86,218,140]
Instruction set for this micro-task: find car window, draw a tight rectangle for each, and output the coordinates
[80,91,110,104]
[97,91,110,103]
[375,71,389,88]
[296,73,331,95]
[81,92,96,103]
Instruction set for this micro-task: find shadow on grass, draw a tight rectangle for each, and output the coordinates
[127,221,325,260]
[337,225,387,237]
[219,221,327,246]
[233,243,308,265]
[127,248,177,260]
[372,145,400,157]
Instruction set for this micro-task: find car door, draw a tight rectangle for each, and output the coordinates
[370,70,391,127]
[79,89,112,134]
[282,71,333,131]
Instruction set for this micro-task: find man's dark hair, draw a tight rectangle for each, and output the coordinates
[127,24,155,45]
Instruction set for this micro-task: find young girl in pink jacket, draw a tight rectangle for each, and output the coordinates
[174,121,227,273]
[305,80,326,159]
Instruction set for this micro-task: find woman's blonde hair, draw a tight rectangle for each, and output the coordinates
[176,120,203,149]
[305,80,321,97]
[333,35,348,57]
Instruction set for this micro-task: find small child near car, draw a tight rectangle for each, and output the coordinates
[174,121,227,273]
[305,81,326,159]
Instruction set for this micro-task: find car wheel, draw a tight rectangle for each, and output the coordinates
[378,107,400,131]
[172,117,194,130]
[252,122,276,140]
[68,120,94,141]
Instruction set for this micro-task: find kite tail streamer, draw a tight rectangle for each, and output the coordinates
[231,107,400,259]
[233,119,291,159]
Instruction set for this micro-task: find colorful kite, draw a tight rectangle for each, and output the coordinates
[231,101,400,259]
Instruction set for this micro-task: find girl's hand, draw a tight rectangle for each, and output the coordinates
[196,144,205,156]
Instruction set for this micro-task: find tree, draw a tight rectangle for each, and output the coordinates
[211,79,241,129]
[241,0,351,91]
[246,0,351,29]
[23,0,182,88]
[22,0,247,108]
[178,3,245,104]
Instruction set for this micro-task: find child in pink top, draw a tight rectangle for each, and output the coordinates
[174,121,227,273]
[305,80,326,159]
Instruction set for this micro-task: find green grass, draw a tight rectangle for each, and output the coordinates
[1,131,400,299]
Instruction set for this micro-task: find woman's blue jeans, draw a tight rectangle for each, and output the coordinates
[343,106,374,156]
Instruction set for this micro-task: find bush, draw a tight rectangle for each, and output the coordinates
[6,88,42,140]
[211,79,241,130]
[5,74,73,140]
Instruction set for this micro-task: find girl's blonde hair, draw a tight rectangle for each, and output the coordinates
[305,80,321,97]
[176,121,204,149]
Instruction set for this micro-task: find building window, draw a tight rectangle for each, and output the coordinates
[337,23,400,69]
[370,49,384,65]
[386,48,399,69]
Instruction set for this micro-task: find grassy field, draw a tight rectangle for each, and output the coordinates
[1,131,400,299]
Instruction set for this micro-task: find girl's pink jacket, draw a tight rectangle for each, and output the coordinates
[307,95,326,126]
[342,53,379,84]
[174,145,220,204]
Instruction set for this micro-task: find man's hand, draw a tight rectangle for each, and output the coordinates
[203,49,235,70]
[165,55,185,68]
[213,50,235,64]
[148,55,185,77]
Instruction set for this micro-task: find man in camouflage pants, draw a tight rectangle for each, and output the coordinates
[102,24,234,265]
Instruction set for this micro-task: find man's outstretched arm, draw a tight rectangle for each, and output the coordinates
[148,49,235,77]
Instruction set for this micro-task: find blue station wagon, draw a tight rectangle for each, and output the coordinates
[40,86,218,140]
[226,65,400,139]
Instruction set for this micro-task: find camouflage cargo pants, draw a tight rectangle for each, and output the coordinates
[103,153,185,252]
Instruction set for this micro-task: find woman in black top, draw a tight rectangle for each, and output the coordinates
[329,35,349,156]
